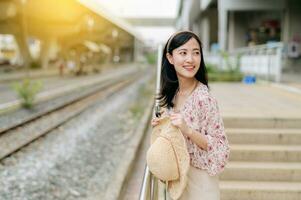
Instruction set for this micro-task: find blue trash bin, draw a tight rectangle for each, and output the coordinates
[243,75,256,84]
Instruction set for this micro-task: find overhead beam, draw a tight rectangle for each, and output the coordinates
[124,17,176,26]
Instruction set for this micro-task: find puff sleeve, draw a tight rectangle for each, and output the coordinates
[190,95,230,176]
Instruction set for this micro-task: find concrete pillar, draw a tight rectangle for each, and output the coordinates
[39,37,59,69]
[192,20,200,37]
[281,1,290,43]
[123,47,133,62]
[113,47,120,63]
[218,0,228,50]
[282,0,301,71]
[182,0,191,30]
[40,37,51,69]
[200,17,210,52]
[228,12,235,51]
[13,33,32,67]
[134,38,140,62]
[39,37,60,69]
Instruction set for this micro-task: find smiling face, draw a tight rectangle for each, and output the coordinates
[166,37,201,79]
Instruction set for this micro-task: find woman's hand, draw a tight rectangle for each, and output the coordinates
[151,117,161,127]
[151,109,168,127]
[169,111,190,136]
[170,111,208,151]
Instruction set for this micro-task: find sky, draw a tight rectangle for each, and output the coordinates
[99,0,179,18]
[98,0,179,44]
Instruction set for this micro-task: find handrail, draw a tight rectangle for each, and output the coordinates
[207,42,283,55]
[139,44,166,200]
[232,42,283,54]
[139,166,151,200]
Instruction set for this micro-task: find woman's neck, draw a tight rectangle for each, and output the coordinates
[177,77,198,95]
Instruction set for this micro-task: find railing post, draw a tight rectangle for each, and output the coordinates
[266,48,272,82]
[150,174,158,200]
[139,166,150,200]
[275,46,282,83]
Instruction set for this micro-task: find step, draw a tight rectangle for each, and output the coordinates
[220,181,301,200]
[221,161,301,182]
[230,144,301,162]
[224,117,301,129]
[226,128,301,145]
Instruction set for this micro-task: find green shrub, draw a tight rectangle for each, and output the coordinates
[219,50,242,73]
[208,72,243,82]
[206,51,243,82]
[145,52,157,65]
[206,63,219,73]
[12,79,43,109]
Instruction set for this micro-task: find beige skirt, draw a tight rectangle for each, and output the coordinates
[177,166,220,200]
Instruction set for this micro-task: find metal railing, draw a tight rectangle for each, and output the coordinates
[205,42,284,82]
[139,44,168,200]
[139,166,158,200]
[139,166,169,200]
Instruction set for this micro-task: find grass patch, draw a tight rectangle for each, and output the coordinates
[129,79,154,120]
[208,72,243,82]
[12,79,43,109]
[206,62,243,82]
[145,52,157,65]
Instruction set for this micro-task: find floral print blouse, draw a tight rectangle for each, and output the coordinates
[167,83,230,176]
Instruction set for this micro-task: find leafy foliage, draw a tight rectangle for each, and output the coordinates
[12,79,43,109]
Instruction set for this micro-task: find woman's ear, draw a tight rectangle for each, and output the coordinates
[166,53,174,65]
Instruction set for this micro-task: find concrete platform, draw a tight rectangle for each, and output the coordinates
[124,82,301,200]
[210,82,301,119]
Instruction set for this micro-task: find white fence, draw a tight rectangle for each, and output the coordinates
[205,42,283,82]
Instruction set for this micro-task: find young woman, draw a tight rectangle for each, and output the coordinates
[151,31,230,200]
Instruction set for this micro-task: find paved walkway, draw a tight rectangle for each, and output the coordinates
[0,63,136,83]
[0,68,59,83]
[210,82,301,118]
[282,72,301,84]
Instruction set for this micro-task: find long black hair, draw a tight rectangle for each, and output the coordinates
[158,31,208,109]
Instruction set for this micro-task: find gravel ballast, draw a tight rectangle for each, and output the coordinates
[0,69,154,200]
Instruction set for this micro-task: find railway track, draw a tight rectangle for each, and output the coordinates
[0,70,143,161]
[0,67,139,132]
